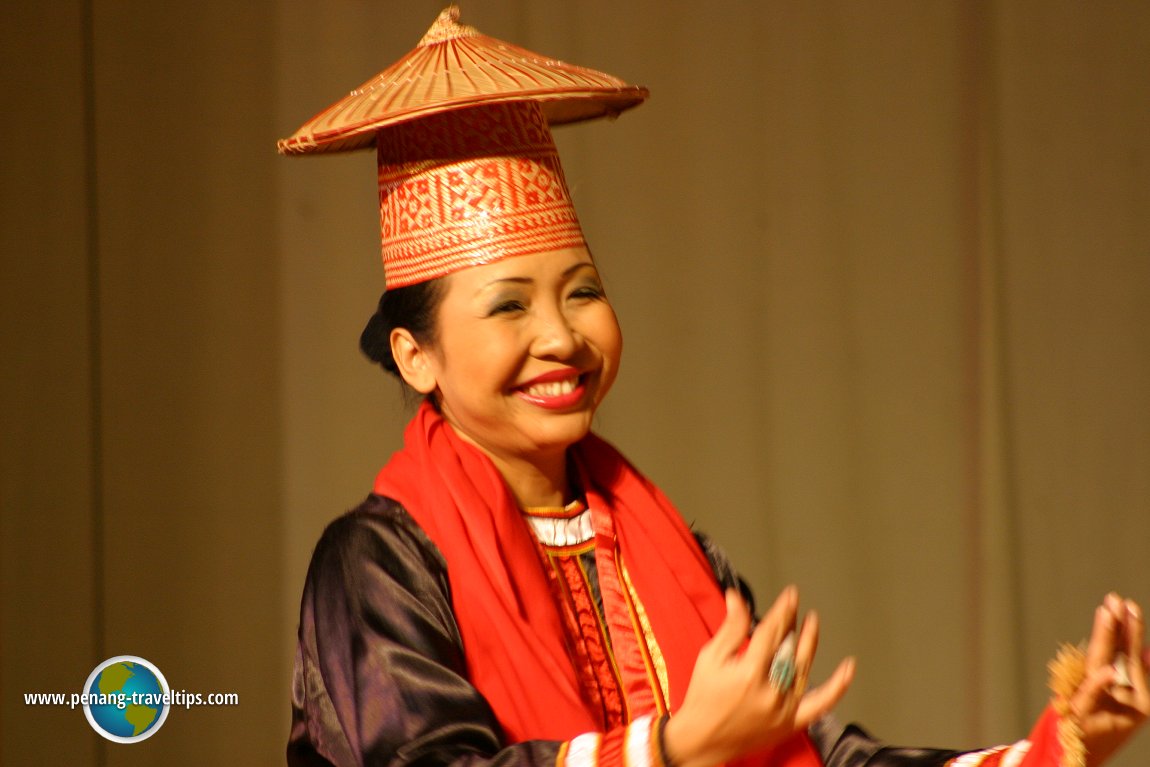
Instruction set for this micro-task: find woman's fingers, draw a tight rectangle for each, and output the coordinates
[1120,600,1150,712]
[1071,663,1119,719]
[793,611,819,694]
[1123,601,1146,682]
[762,585,798,631]
[1083,595,1149,705]
[795,656,856,729]
[1072,594,1149,767]
[707,589,754,660]
[745,586,798,672]
[1085,599,1121,675]
[714,585,842,709]
[1072,598,1150,767]
[670,585,854,767]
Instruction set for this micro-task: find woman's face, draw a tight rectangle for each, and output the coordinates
[401,246,622,469]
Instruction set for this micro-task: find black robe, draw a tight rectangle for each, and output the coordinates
[288,495,968,767]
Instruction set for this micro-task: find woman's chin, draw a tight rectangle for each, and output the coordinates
[520,412,596,453]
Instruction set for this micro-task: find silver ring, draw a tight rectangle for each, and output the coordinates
[769,631,797,691]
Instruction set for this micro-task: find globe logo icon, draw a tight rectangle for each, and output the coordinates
[82,655,171,743]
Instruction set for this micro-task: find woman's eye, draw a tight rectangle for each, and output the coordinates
[569,285,604,300]
[488,300,526,316]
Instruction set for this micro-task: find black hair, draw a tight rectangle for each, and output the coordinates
[359,279,445,379]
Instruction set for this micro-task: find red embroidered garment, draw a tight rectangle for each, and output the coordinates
[374,401,824,767]
[522,500,628,729]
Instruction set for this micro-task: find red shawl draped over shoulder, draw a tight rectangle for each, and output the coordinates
[374,401,821,767]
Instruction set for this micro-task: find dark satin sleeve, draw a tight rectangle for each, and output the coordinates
[809,718,964,767]
[287,494,560,767]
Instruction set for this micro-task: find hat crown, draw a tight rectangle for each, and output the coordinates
[417,5,479,47]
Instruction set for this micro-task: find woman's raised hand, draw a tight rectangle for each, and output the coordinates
[1072,594,1150,767]
[663,587,856,767]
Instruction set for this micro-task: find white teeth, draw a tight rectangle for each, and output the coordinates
[525,377,578,398]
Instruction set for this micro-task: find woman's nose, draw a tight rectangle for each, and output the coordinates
[530,309,580,359]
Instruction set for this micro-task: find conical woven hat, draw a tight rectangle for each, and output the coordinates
[278,6,646,288]
[278,5,648,155]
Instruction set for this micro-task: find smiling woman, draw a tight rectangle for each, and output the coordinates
[280,7,1148,767]
[387,249,623,508]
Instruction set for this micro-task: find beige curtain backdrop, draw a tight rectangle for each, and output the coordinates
[2,1,1147,765]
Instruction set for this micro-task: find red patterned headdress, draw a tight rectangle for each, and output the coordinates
[278,6,648,288]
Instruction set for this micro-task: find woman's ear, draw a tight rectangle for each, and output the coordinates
[390,328,438,394]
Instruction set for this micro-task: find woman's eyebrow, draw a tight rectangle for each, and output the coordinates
[478,262,597,293]
[563,262,597,277]
[479,276,533,291]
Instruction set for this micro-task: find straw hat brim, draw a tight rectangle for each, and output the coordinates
[278,8,648,155]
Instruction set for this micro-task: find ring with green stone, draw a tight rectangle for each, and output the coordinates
[768,631,797,691]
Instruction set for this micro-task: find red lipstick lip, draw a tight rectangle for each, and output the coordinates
[513,368,588,410]
[517,367,583,389]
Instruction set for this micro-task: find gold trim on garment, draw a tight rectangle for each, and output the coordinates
[620,561,671,710]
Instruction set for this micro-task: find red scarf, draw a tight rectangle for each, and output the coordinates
[374,401,821,766]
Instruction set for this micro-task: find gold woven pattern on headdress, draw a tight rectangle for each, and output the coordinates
[377,102,584,288]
